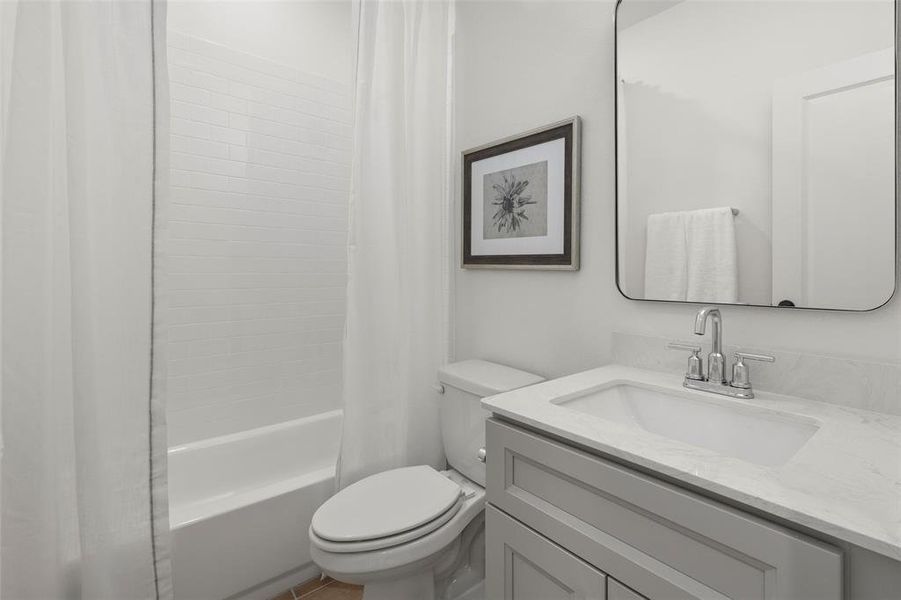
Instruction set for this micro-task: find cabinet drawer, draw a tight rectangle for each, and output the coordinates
[487,505,607,600]
[486,418,842,600]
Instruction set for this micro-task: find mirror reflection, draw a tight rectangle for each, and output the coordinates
[616,0,896,310]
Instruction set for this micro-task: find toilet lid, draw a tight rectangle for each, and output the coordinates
[310,495,465,553]
[311,465,462,542]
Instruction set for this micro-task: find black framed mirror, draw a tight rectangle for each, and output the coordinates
[615,0,897,310]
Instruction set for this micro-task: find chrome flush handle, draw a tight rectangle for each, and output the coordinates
[477,447,487,463]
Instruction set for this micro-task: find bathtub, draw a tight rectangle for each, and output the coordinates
[169,410,342,600]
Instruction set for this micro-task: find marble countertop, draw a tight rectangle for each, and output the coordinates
[482,365,901,561]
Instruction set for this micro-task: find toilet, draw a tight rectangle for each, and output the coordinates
[309,359,543,600]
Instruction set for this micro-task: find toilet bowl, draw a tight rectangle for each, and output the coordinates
[309,360,543,600]
[310,468,485,600]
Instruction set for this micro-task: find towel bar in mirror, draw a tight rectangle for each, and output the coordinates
[614,0,897,311]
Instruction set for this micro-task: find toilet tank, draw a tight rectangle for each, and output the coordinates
[437,360,543,487]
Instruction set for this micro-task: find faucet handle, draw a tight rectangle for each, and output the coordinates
[735,352,775,363]
[730,352,775,389]
[667,342,704,380]
[667,342,701,352]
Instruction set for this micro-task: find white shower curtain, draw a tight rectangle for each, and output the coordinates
[337,0,455,488]
[0,1,172,598]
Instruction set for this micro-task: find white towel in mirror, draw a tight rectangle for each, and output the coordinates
[645,207,738,303]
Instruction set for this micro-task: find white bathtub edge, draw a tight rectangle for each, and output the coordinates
[169,409,344,456]
[171,465,336,530]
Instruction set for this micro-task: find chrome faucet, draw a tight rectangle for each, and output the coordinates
[667,307,775,399]
[694,307,725,384]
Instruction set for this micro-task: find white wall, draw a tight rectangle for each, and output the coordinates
[167,0,353,84]
[164,27,352,444]
[453,1,900,393]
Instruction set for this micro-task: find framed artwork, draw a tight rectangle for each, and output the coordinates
[462,117,581,269]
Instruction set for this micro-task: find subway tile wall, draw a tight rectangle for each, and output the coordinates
[165,31,352,445]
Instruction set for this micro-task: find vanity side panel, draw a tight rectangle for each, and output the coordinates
[848,545,901,600]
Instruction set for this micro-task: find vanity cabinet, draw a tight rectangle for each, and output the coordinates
[486,505,608,600]
[485,418,843,600]
[486,504,648,600]
[606,579,646,600]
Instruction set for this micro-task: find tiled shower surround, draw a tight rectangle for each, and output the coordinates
[164,31,352,444]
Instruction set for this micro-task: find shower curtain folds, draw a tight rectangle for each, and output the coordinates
[337,0,455,489]
[0,1,172,598]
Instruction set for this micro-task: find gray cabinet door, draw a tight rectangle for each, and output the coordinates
[486,505,607,600]
[486,418,842,600]
[607,579,647,600]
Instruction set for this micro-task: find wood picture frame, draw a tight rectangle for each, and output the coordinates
[462,117,581,269]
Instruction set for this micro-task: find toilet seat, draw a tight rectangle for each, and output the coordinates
[311,465,463,546]
[309,470,486,584]
[310,494,464,553]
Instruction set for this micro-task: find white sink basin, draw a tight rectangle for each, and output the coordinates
[553,382,819,467]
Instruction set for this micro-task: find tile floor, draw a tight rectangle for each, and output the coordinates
[271,577,363,600]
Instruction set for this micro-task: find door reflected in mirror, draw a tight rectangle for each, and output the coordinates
[615,0,896,310]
